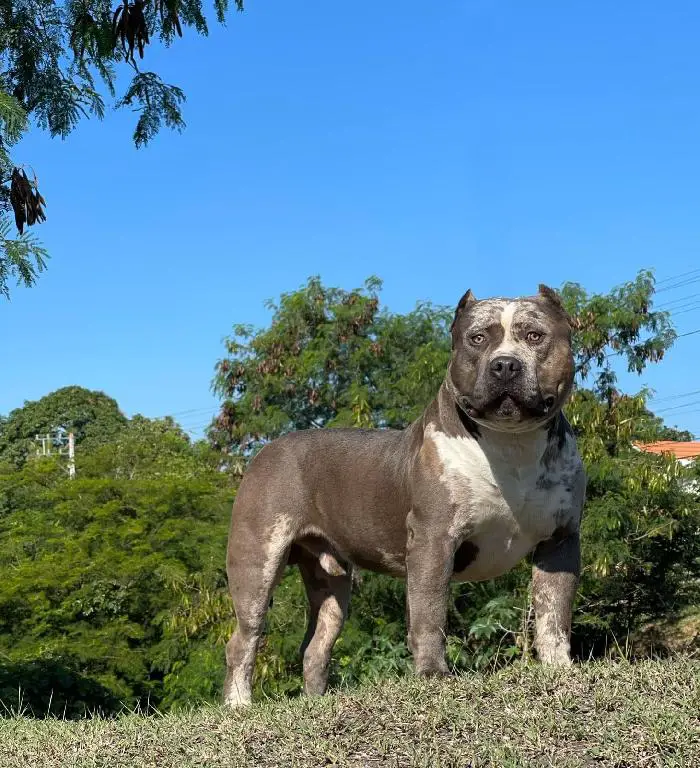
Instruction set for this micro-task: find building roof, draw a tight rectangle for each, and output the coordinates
[635,441,700,459]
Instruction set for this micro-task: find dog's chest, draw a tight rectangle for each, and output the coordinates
[427,428,574,581]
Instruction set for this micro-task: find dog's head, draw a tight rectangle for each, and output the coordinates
[447,285,574,432]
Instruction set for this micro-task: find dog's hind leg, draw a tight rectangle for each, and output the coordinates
[298,552,352,696]
[223,516,292,708]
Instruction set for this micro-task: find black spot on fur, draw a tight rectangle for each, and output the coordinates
[543,412,573,467]
[453,540,479,573]
[536,475,556,491]
[456,403,481,440]
[547,412,571,451]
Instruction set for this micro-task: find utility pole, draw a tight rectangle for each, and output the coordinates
[33,430,76,478]
[34,433,53,456]
[68,432,76,480]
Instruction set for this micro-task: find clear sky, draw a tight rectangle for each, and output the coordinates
[2,0,700,438]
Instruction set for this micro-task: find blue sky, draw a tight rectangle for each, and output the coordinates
[2,0,700,438]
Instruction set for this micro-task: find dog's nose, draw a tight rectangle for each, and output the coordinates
[490,356,522,382]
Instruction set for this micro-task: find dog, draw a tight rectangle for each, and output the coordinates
[223,285,585,707]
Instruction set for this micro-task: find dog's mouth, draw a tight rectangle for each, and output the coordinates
[459,391,555,424]
[493,394,519,419]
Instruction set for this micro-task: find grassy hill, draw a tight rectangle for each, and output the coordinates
[0,658,698,767]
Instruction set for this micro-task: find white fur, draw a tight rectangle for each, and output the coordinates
[492,300,538,372]
[262,516,295,589]
[498,301,517,351]
[426,424,579,582]
[534,583,573,665]
[224,667,253,708]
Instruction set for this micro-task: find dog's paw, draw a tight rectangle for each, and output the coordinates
[415,660,451,678]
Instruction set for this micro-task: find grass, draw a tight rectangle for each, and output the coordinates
[0,658,698,767]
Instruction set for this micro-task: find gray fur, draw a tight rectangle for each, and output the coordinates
[223,286,585,706]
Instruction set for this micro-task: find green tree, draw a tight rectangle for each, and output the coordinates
[209,276,452,460]
[0,412,234,716]
[2,273,697,716]
[0,0,244,298]
[93,413,228,480]
[208,271,699,695]
[210,271,675,455]
[0,385,127,467]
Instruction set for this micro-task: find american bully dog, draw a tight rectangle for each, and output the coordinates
[223,285,585,707]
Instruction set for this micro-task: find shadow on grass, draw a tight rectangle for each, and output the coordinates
[0,660,121,719]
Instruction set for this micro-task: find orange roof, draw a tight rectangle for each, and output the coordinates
[635,441,700,459]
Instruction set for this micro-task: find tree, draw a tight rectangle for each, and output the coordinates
[208,271,699,693]
[2,273,697,715]
[0,412,234,716]
[0,0,244,298]
[0,385,127,467]
[209,275,452,462]
[210,271,675,455]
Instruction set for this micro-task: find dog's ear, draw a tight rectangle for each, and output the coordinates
[450,289,477,332]
[538,284,574,329]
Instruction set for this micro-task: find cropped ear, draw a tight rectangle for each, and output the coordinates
[538,284,574,329]
[450,289,477,332]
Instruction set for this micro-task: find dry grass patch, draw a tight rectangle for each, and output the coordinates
[0,658,698,767]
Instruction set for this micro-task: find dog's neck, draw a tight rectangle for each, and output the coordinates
[436,379,562,454]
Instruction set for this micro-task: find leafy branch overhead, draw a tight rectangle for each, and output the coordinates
[0,0,244,297]
[2,0,245,147]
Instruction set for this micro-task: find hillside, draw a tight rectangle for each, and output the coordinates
[0,658,698,767]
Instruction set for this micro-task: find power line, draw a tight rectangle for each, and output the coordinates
[651,388,700,404]
[661,408,700,420]
[667,300,700,312]
[656,399,700,414]
[656,267,700,286]
[180,419,215,432]
[602,327,700,360]
[656,292,700,309]
[673,304,700,317]
[656,276,700,294]
[163,405,217,418]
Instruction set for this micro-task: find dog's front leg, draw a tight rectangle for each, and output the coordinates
[405,516,454,676]
[532,530,580,665]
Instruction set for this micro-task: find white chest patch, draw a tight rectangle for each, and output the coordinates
[425,424,578,582]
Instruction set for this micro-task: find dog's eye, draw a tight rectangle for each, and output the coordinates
[470,333,486,345]
[526,331,543,343]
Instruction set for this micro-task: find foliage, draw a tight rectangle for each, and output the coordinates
[0,0,245,297]
[562,270,675,384]
[0,414,234,716]
[1,0,244,143]
[206,270,700,697]
[0,93,48,298]
[0,386,128,467]
[1,271,698,714]
[209,275,452,460]
[87,413,229,480]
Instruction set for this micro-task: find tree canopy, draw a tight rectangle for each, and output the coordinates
[1,271,698,714]
[209,276,453,460]
[0,412,234,715]
[0,385,128,467]
[210,270,677,457]
[0,0,245,298]
[207,270,699,690]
